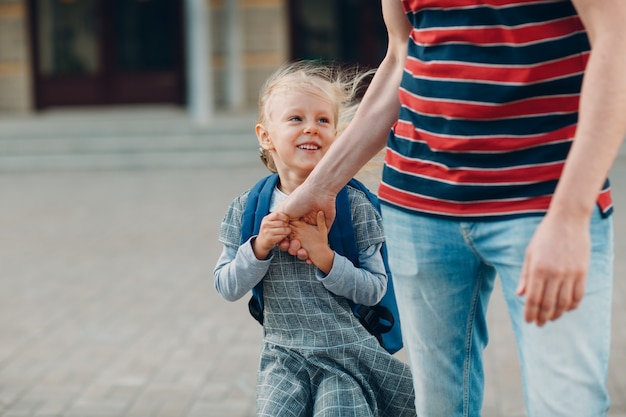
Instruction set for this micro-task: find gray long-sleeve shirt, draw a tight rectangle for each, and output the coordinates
[214,185,388,349]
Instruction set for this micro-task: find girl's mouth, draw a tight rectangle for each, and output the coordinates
[297,144,320,150]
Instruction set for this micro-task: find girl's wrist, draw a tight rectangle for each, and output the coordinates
[251,237,270,260]
[309,246,334,275]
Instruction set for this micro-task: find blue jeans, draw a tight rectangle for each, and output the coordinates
[381,205,613,417]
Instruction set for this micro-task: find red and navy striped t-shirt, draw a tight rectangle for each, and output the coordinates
[379,0,613,220]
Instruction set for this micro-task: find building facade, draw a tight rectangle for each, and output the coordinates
[0,0,386,119]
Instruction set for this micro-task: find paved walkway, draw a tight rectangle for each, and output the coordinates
[0,110,624,416]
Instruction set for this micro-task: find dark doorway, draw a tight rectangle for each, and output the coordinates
[288,0,387,68]
[28,0,185,109]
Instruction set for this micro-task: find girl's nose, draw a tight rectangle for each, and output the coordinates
[304,124,318,134]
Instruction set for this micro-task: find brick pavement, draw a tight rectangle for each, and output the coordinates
[0,136,625,415]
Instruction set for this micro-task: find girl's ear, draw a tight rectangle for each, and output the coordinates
[256,124,273,150]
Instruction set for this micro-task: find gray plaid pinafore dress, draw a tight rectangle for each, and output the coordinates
[220,187,416,417]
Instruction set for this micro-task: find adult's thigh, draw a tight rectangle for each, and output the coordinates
[382,206,495,417]
[493,210,613,417]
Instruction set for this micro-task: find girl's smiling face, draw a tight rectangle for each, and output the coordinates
[256,89,337,193]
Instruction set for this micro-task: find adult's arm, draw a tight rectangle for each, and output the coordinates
[280,0,412,226]
[517,0,626,326]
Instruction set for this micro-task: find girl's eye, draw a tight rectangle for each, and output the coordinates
[319,118,330,124]
[289,116,302,122]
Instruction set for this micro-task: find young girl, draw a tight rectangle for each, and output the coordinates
[213,61,416,417]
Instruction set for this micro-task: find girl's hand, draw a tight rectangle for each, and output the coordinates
[290,211,334,273]
[252,212,291,260]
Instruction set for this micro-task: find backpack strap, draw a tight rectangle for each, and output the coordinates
[346,178,403,354]
[329,181,394,336]
[241,174,279,325]
[326,184,358,264]
[240,175,402,354]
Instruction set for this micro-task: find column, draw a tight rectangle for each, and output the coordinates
[185,0,214,124]
[225,0,245,110]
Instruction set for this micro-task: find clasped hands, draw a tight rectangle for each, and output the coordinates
[252,210,327,269]
[277,212,324,263]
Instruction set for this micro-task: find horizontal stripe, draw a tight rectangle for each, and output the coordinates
[404,0,579,28]
[378,180,553,217]
[405,53,589,85]
[597,187,613,216]
[411,16,584,47]
[381,163,558,201]
[384,147,563,185]
[392,119,575,153]
[398,88,579,120]
[402,73,583,105]
[389,131,570,169]
[403,0,563,10]
[379,173,614,219]
[397,105,579,138]
[408,32,589,66]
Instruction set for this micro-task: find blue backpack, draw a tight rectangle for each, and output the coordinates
[240,174,403,354]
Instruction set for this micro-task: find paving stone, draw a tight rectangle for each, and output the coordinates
[0,110,624,416]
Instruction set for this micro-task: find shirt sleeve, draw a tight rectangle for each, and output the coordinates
[316,242,387,306]
[213,236,272,302]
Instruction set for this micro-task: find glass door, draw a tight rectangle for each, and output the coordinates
[30,0,185,108]
[109,0,184,103]
[288,0,387,68]
[34,0,102,106]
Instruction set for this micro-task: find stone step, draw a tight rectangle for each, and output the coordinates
[0,149,260,171]
[0,132,256,155]
[0,108,261,171]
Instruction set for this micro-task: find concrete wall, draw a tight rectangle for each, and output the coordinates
[211,0,288,110]
[0,0,32,113]
[0,0,289,114]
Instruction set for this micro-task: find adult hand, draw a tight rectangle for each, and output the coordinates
[278,237,310,262]
[277,180,337,262]
[279,180,337,229]
[289,211,334,273]
[516,213,590,326]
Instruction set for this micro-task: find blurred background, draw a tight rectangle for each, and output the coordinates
[0,0,386,119]
[0,1,624,416]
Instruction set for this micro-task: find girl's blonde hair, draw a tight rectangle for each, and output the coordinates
[257,61,374,172]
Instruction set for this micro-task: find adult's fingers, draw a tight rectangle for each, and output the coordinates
[520,255,548,325]
[288,238,302,256]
